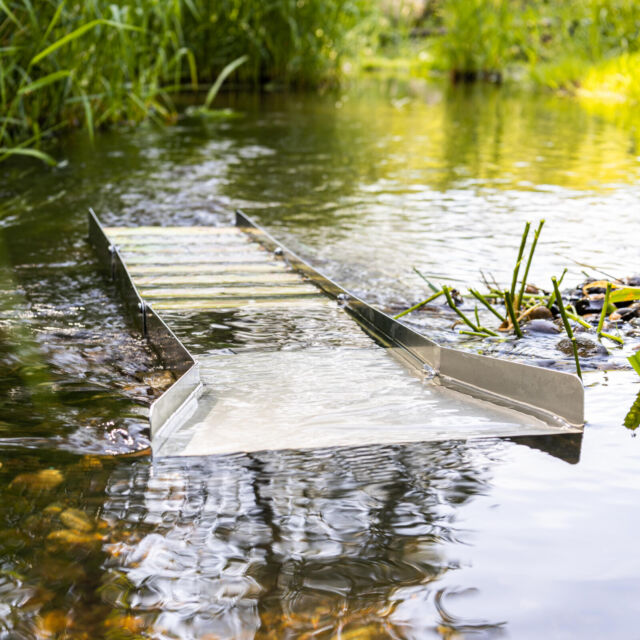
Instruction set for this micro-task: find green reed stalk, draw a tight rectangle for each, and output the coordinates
[412,267,440,293]
[552,276,582,379]
[443,286,481,332]
[546,268,568,308]
[394,290,443,319]
[503,290,523,338]
[459,330,490,338]
[469,288,506,322]
[510,221,530,302]
[596,282,612,337]
[517,219,544,311]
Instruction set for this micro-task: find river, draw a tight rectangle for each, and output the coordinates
[1,78,639,638]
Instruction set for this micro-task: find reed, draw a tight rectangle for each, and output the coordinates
[393,289,443,319]
[443,286,497,336]
[596,282,612,337]
[0,0,371,163]
[510,221,530,304]
[503,290,523,339]
[552,276,582,379]
[517,219,545,310]
[469,288,505,322]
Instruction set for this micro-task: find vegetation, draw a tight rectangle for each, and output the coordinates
[0,0,370,163]
[3,0,640,163]
[395,219,640,378]
[370,0,640,100]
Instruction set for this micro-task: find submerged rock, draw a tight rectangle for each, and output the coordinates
[36,610,73,636]
[103,614,146,634]
[142,370,175,391]
[524,319,560,334]
[10,469,64,492]
[60,508,93,532]
[46,528,103,549]
[556,335,608,357]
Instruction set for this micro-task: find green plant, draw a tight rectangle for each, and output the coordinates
[0,0,373,163]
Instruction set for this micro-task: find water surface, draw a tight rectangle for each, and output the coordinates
[1,79,639,638]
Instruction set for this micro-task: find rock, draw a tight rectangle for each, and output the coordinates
[36,610,72,636]
[43,504,64,515]
[556,335,608,357]
[104,614,146,633]
[575,296,603,315]
[60,508,93,532]
[46,529,103,549]
[10,469,64,492]
[609,306,638,322]
[524,319,560,334]
[527,306,553,320]
[0,528,28,552]
[142,370,175,392]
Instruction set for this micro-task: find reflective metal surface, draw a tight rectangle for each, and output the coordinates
[236,210,584,428]
[88,210,201,439]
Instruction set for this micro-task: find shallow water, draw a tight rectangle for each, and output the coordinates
[1,78,640,637]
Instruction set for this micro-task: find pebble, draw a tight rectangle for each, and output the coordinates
[575,297,603,315]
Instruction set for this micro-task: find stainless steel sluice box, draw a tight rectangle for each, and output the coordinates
[88,209,584,458]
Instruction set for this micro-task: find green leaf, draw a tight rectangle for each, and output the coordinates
[41,0,67,45]
[609,287,640,304]
[0,0,20,27]
[0,147,57,166]
[629,352,640,378]
[204,55,248,109]
[30,19,142,67]
[18,70,71,95]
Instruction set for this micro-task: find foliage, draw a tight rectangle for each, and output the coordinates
[0,0,371,162]
[376,0,640,89]
[434,0,515,75]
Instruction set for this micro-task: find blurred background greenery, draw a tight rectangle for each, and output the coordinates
[2,0,639,163]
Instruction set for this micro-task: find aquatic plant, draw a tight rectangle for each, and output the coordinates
[396,218,640,377]
[552,276,581,379]
[0,0,371,163]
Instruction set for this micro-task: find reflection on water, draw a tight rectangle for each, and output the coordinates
[0,78,640,637]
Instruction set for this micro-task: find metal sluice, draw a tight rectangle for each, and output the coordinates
[88,209,584,457]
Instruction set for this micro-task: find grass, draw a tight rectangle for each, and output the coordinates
[0,0,371,163]
[364,0,640,103]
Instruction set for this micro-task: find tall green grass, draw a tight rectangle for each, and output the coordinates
[0,0,370,163]
[404,0,640,84]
